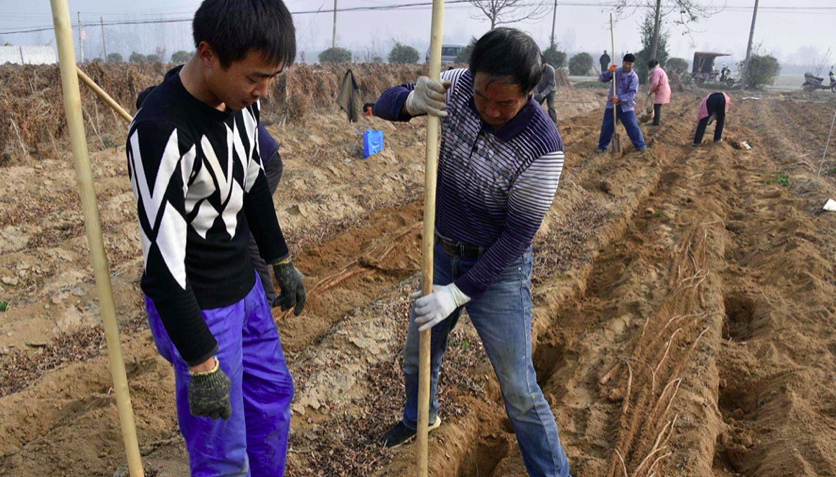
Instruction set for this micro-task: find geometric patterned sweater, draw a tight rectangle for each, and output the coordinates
[126,67,287,366]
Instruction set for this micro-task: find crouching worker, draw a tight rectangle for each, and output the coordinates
[693,92,731,146]
[595,53,647,153]
[373,28,571,477]
[126,0,305,475]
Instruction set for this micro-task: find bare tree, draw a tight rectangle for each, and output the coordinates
[468,0,550,29]
[614,0,723,61]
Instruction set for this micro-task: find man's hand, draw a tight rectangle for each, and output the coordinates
[273,259,306,316]
[188,357,232,420]
[411,284,470,332]
[608,64,617,73]
[405,76,452,117]
[611,96,620,104]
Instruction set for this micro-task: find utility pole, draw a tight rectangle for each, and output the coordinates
[332,0,337,48]
[740,0,760,91]
[100,17,107,62]
[549,0,557,48]
[77,11,84,63]
[650,0,662,60]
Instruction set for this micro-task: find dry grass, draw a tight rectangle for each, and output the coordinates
[0,62,427,164]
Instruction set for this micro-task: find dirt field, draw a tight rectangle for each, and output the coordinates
[2,72,836,477]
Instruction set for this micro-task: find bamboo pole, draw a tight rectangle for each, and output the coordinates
[49,1,144,476]
[76,66,133,124]
[418,1,445,476]
[610,13,621,154]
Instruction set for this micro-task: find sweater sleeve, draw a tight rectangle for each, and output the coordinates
[454,149,565,300]
[373,68,467,122]
[650,69,660,92]
[127,121,217,366]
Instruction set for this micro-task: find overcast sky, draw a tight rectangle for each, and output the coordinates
[1,0,834,69]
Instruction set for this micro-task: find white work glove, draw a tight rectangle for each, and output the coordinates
[411,284,471,332]
[405,76,452,117]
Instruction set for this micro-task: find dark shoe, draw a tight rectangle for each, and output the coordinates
[380,417,442,449]
[594,147,607,154]
[637,146,647,152]
[691,143,700,148]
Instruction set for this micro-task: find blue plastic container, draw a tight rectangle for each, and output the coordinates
[362,128,384,159]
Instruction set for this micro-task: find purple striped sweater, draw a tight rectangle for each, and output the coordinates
[373,69,564,300]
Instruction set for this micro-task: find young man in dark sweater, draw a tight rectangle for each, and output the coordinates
[126,0,303,474]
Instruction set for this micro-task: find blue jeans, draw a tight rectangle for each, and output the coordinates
[146,274,293,477]
[597,106,646,150]
[402,243,571,477]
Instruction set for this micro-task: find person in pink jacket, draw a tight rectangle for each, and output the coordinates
[693,92,731,146]
[647,59,671,126]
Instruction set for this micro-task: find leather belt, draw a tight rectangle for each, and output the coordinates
[435,233,485,259]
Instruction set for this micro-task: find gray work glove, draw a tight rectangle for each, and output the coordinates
[188,358,232,420]
[405,76,453,117]
[272,258,306,315]
[411,284,470,332]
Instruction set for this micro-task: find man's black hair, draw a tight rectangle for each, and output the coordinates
[623,53,636,63]
[469,28,542,95]
[647,59,659,69]
[193,0,296,69]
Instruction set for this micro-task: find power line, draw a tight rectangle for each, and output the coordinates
[2,1,835,35]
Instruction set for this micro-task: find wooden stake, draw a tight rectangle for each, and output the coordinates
[610,13,621,154]
[49,1,144,476]
[418,1,445,475]
[76,66,133,124]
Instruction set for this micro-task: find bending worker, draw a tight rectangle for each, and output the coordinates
[533,53,559,126]
[693,91,731,146]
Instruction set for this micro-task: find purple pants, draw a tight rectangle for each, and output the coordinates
[145,274,293,477]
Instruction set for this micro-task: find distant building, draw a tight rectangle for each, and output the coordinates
[0,45,58,65]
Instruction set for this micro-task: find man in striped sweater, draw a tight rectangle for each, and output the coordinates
[374,28,571,477]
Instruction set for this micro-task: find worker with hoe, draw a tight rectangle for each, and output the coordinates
[126,0,304,475]
[595,53,647,153]
[373,28,572,477]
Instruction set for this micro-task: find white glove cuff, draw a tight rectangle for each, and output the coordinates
[404,90,420,116]
[448,283,471,307]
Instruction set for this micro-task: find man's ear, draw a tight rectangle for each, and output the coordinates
[196,41,217,69]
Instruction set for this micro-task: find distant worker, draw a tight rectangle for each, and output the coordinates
[595,53,646,153]
[720,63,730,82]
[599,49,611,74]
[533,53,558,126]
[693,92,731,146]
[647,59,671,126]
